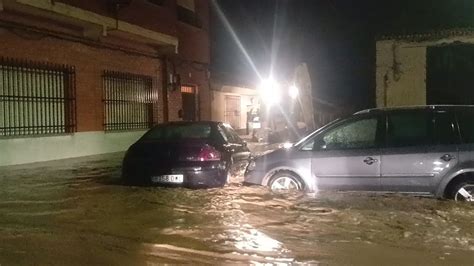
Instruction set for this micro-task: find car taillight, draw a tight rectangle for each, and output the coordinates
[185,145,221,161]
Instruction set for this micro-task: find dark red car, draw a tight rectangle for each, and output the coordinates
[122,121,251,188]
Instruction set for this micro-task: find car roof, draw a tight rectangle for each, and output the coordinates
[155,121,221,126]
[354,105,474,115]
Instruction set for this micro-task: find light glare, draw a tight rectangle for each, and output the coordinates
[289,85,299,99]
[258,78,281,105]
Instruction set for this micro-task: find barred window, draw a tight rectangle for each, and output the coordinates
[0,58,76,137]
[103,71,155,131]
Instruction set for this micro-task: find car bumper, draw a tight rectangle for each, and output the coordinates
[243,168,266,186]
[123,160,228,188]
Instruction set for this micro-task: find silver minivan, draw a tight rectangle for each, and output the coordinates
[244,106,474,201]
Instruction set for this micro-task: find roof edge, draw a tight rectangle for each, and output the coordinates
[376,28,474,42]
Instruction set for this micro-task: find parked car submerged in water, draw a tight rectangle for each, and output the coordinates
[245,106,474,202]
[122,121,250,188]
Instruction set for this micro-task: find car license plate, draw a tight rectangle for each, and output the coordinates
[151,175,184,184]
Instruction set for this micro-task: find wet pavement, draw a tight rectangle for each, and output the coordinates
[0,145,474,265]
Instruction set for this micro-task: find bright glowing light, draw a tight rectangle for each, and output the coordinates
[289,85,299,99]
[282,142,293,149]
[258,78,281,105]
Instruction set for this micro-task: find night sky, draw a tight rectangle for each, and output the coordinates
[210,0,474,110]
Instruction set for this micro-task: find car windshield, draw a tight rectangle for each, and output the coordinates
[293,118,342,148]
[142,124,212,140]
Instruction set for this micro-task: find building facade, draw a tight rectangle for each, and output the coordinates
[376,30,474,108]
[210,79,258,134]
[0,0,210,166]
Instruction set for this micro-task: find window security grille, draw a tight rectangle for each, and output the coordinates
[0,57,76,137]
[103,71,155,131]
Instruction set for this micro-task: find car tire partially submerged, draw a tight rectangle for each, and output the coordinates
[269,171,304,191]
[448,178,474,202]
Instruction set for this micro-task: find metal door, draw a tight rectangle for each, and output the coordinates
[310,115,382,191]
[381,110,460,193]
[381,148,458,193]
[224,95,241,129]
[181,85,196,121]
[312,150,381,191]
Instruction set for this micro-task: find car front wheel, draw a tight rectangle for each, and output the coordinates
[269,171,303,191]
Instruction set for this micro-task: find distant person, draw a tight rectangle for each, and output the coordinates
[247,98,260,141]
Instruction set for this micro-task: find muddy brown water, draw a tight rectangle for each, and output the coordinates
[0,151,473,265]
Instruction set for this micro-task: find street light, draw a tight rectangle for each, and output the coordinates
[289,85,299,99]
[258,78,281,106]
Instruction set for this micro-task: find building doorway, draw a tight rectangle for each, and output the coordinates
[181,85,197,121]
[225,95,241,129]
[427,44,474,105]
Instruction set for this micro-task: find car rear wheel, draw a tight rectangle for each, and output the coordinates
[269,171,303,191]
[448,180,474,202]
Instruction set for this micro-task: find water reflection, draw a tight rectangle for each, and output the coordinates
[210,188,292,261]
[0,153,473,265]
[232,226,283,253]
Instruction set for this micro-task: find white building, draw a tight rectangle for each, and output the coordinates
[210,80,258,133]
[376,29,474,107]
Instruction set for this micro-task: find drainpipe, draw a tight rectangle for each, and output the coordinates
[162,56,169,122]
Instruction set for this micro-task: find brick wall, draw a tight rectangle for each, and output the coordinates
[59,0,178,37]
[174,0,211,120]
[0,0,211,128]
[0,30,163,132]
[174,60,211,120]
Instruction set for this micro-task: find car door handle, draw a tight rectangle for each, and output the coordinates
[440,154,455,162]
[363,157,378,165]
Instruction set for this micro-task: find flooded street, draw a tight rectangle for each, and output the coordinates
[0,149,473,265]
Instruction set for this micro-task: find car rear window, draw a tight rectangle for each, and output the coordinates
[457,110,474,144]
[386,111,431,147]
[142,124,212,140]
[218,123,242,143]
[433,111,459,145]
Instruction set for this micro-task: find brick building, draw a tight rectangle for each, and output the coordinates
[0,0,210,166]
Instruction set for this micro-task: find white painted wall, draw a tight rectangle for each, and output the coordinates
[0,130,146,166]
[376,34,474,108]
[211,91,225,123]
[376,40,426,107]
[211,85,258,130]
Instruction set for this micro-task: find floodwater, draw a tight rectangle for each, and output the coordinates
[0,149,473,265]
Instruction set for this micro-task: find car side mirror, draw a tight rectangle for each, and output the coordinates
[242,140,247,147]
